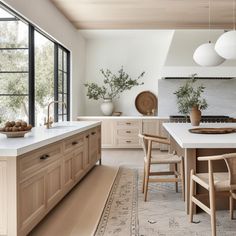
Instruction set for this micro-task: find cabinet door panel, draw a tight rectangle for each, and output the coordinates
[19,171,46,232]
[89,129,98,164]
[64,152,74,191]
[101,120,114,147]
[83,133,90,169]
[46,160,63,209]
[73,146,84,182]
[97,127,101,162]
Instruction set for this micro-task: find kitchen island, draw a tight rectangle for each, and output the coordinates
[163,122,236,214]
[0,121,101,236]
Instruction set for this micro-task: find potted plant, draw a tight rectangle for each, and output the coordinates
[174,75,208,126]
[84,66,145,115]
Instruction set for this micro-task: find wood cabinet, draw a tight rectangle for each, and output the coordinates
[19,170,46,236]
[77,117,169,150]
[159,119,169,151]
[142,120,160,148]
[114,120,142,148]
[6,125,102,236]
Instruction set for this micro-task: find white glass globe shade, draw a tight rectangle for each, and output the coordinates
[193,42,225,66]
[215,30,236,59]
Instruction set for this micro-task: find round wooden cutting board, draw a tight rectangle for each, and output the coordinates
[189,127,236,134]
[135,91,157,115]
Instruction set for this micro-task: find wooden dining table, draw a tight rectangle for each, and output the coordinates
[163,122,236,214]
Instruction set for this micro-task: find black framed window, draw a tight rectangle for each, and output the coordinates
[0,4,70,126]
[0,8,29,124]
[57,46,70,122]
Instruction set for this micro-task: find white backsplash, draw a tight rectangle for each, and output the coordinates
[158,78,236,117]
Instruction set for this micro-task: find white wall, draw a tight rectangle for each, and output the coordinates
[158,79,236,117]
[2,0,86,119]
[165,30,236,67]
[82,30,174,116]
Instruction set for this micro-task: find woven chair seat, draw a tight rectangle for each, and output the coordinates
[144,153,182,164]
[194,172,230,191]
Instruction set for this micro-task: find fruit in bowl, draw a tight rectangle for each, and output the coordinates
[0,120,32,138]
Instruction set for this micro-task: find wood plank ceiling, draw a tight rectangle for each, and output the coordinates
[50,0,236,29]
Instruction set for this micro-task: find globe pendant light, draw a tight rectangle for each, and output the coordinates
[193,0,225,66]
[215,0,236,59]
[193,41,225,66]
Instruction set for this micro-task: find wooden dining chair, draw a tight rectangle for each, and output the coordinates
[189,153,236,236]
[139,133,184,202]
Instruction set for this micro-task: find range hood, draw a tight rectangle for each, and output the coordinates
[161,30,236,79]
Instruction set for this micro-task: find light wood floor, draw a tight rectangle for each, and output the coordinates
[30,149,145,236]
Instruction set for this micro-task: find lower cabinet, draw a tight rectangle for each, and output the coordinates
[19,170,47,236]
[142,120,160,148]
[73,146,85,182]
[63,151,74,192]
[78,117,169,150]
[46,160,63,210]
[17,125,101,236]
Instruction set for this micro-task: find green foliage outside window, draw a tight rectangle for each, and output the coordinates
[0,21,54,124]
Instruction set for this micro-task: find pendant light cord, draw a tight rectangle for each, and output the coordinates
[234,0,236,30]
[208,0,211,43]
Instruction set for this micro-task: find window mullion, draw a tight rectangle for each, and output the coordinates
[67,51,70,121]
[28,25,35,126]
[54,44,59,122]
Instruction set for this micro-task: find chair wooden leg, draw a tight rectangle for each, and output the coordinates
[142,162,146,193]
[174,163,178,193]
[180,158,185,201]
[189,169,195,223]
[209,162,216,236]
[230,193,234,220]
[144,163,150,202]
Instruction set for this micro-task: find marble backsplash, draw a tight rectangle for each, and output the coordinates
[158,78,236,117]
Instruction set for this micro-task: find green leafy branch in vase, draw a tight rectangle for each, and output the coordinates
[84,66,145,100]
[174,75,208,116]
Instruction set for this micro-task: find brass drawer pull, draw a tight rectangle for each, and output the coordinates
[86,135,89,138]
[72,141,78,145]
[40,154,50,160]
[126,122,131,125]
[91,132,96,135]
[126,131,131,133]
[126,140,131,143]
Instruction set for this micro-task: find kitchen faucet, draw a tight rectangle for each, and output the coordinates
[44,101,67,129]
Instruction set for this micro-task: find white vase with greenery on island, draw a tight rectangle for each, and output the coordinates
[84,66,145,116]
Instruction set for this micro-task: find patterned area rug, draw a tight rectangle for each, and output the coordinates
[94,167,236,236]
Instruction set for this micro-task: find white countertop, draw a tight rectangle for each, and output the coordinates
[163,123,236,149]
[0,121,101,156]
[77,116,169,120]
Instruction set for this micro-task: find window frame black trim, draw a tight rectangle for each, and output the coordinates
[0,2,71,126]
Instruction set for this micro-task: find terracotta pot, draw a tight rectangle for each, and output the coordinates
[190,106,201,126]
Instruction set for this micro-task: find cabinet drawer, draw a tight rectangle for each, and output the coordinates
[64,133,84,153]
[19,143,62,181]
[117,128,139,137]
[116,137,140,146]
[116,120,140,128]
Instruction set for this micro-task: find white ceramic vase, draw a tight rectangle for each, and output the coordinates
[100,98,114,116]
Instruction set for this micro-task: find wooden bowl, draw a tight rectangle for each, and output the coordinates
[0,130,31,138]
[135,91,157,115]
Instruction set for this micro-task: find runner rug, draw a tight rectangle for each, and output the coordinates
[94,167,236,236]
